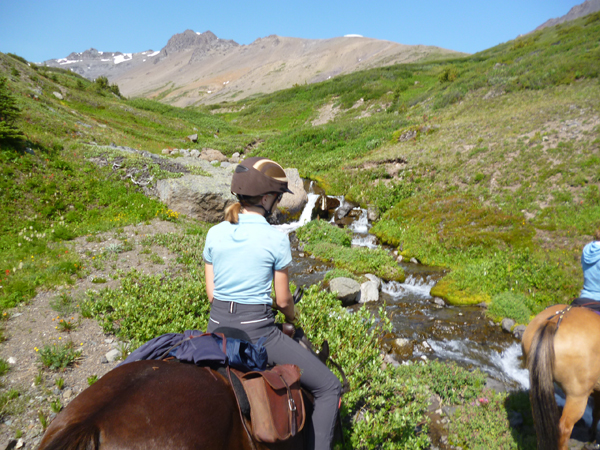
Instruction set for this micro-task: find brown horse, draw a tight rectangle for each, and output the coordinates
[522,304,600,450]
[37,359,305,450]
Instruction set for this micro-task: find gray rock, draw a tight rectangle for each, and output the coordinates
[105,348,120,363]
[186,133,198,143]
[201,148,227,162]
[501,318,515,333]
[334,200,357,222]
[329,277,361,306]
[433,297,446,307]
[382,353,400,367]
[161,149,171,155]
[410,257,420,264]
[190,149,200,158]
[210,160,219,165]
[367,207,379,221]
[63,389,73,399]
[230,155,240,163]
[485,377,507,393]
[359,281,379,303]
[155,174,236,223]
[364,274,381,290]
[170,149,180,155]
[180,149,190,157]
[397,255,403,263]
[278,168,308,215]
[442,405,458,417]
[221,162,231,168]
[7,357,16,364]
[24,147,35,155]
[513,324,527,340]
[52,91,63,100]
[232,152,240,159]
[395,338,410,348]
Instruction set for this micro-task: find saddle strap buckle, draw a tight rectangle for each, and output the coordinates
[288,398,297,412]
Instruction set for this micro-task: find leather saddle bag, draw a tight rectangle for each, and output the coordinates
[234,364,305,443]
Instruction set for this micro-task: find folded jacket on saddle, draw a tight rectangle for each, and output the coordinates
[120,329,268,371]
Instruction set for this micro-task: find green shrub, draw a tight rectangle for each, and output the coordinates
[488,291,532,323]
[296,220,352,247]
[323,268,357,282]
[0,77,24,147]
[448,390,536,449]
[0,357,10,376]
[438,65,459,83]
[38,342,82,371]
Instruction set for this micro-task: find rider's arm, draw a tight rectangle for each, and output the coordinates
[205,263,214,303]
[273,268,295,323]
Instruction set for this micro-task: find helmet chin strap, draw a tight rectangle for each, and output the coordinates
[240,195,277,218]
[257,195,278,217]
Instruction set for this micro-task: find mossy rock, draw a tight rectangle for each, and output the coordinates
[430,277,490,306]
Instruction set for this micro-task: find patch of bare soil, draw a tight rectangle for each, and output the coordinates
[311,102,341,126]
[0,219,181,449]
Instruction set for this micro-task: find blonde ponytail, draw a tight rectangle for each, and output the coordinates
[225,202,242,224]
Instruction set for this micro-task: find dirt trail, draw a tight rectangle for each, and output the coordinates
[0,220,179,449]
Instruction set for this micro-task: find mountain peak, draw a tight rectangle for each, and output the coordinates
[162,30,238,55]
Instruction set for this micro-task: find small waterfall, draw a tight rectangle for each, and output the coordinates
[383,276,435,299]
[349,208,369,234]
[275,193,319,235]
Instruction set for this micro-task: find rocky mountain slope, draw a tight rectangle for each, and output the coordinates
[535,0,600,30]
[43,29,464,106]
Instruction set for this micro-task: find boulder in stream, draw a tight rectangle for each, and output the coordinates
[364,274,382,290]
[501,318,515,333]
[315,194,340,218]
[329,277,360,306]
[278,168,307,215]
[359,281,379,303]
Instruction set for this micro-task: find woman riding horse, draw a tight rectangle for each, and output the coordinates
[523,227,600,450]
[571,228,600,307]
[204,157,342,450]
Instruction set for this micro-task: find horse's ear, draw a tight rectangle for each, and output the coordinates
[318,340,330,364]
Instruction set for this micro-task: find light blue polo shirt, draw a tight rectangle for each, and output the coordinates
[203,214,292,305]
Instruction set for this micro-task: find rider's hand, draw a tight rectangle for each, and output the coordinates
[285,304,300,327]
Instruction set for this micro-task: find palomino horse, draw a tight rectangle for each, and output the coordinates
[37,359,305,450]
[522,304,600,450]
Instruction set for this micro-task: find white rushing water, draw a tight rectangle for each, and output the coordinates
[348,208,369,234]
[383,276,436,299]
[426,340,530,389]
[274,193,319,235]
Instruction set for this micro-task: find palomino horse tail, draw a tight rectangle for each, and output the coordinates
[38,421,100,450]
[527,319,560,450]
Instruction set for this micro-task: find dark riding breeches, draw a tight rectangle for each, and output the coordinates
[207,299,342,450]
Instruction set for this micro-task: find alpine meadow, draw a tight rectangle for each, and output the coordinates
[1,10,600,450]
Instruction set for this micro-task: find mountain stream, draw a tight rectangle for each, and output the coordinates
[275,185,530,391]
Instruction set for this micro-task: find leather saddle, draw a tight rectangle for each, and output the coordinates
[215,324,306,444]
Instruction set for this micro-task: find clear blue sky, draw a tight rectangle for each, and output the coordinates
[0,0,584,63]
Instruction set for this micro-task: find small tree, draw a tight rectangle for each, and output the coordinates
[0,77,24,148]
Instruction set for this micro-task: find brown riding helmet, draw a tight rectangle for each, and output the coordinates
[231,157,293,196]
